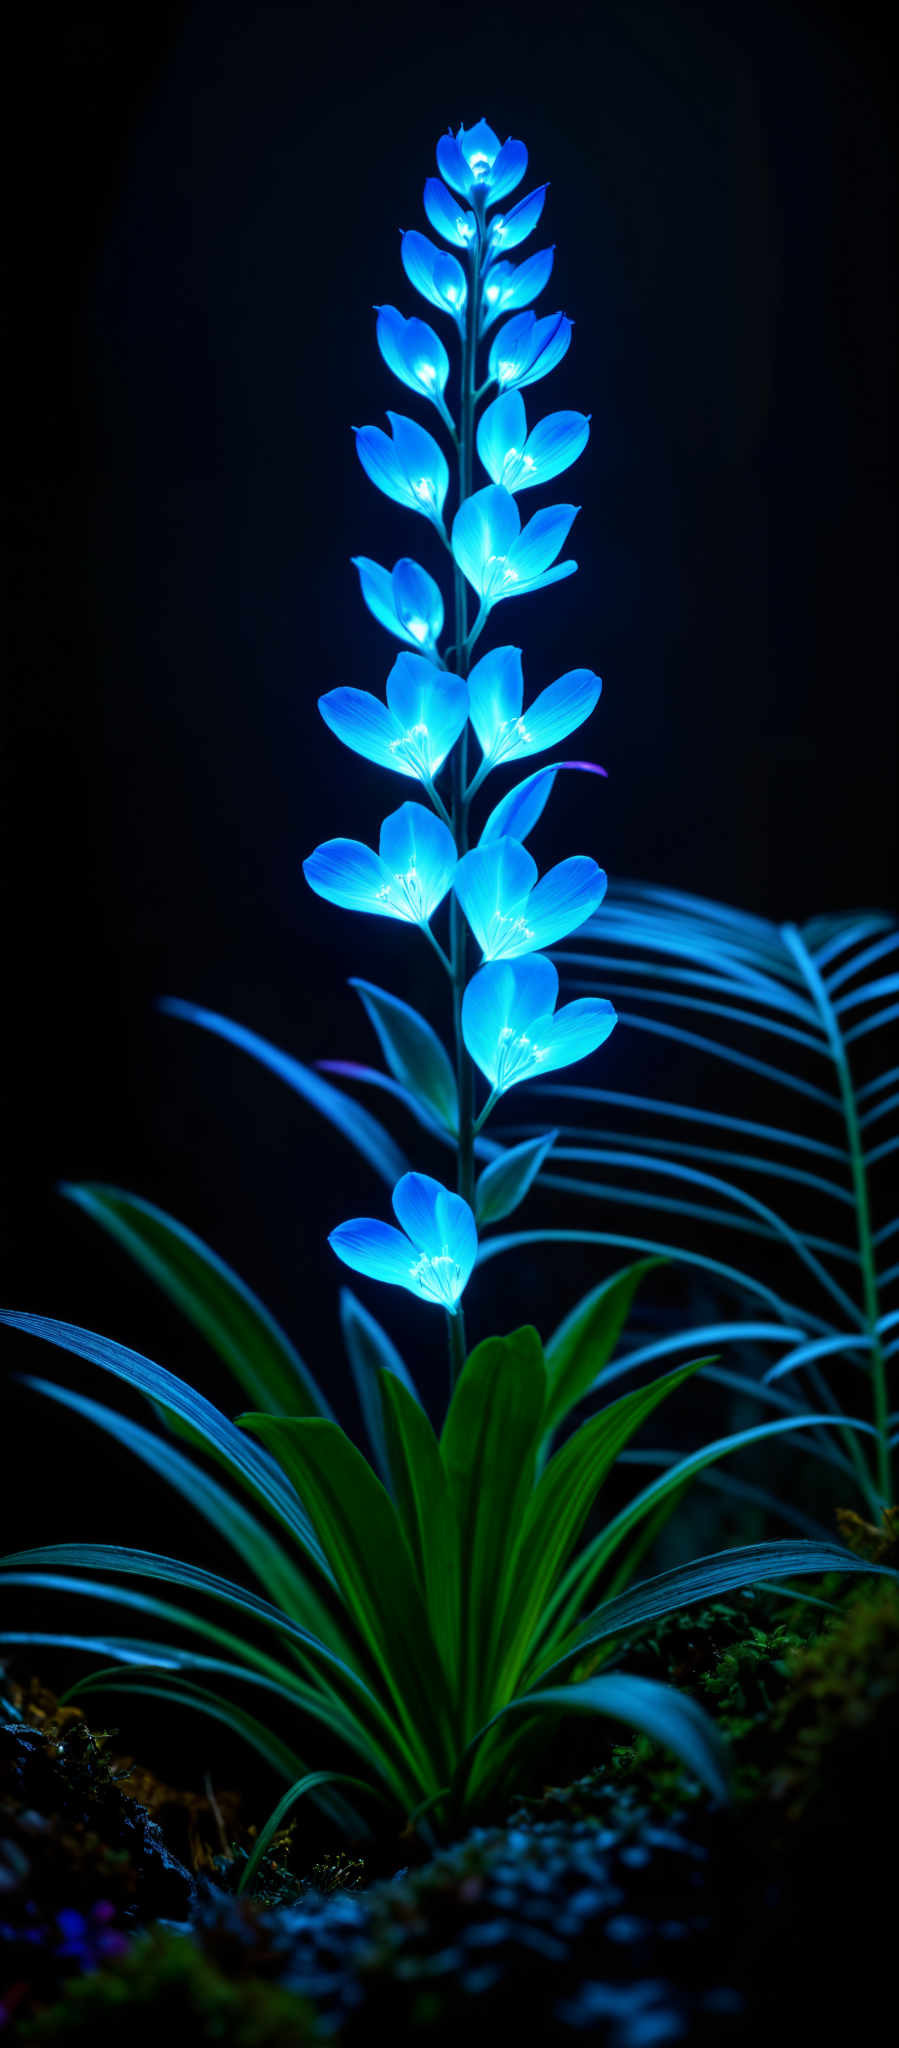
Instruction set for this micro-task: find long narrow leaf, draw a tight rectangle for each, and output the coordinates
[458,1672,730,1806]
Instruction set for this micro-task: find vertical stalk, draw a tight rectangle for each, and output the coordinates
[783,925,892,1507]
[447,202,484,1225]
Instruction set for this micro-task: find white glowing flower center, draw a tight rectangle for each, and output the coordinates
[411,476,436,505]
[484,908,535,958]
[468,151,492,179]
[445,281,464,306]
[456,217,475,242]
[501,447,537,487]
[497,359,519,384]
[495,1023,549,1088]
[484,553,520,596]
[409,1246,464,1307]
[416,360,437,387]
[494,713,533,760]
[404,614,430,644]
[485,281,501,303]
[389,722,432,776]
[377,862,430,921]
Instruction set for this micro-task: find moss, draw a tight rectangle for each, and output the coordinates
[19,1929,323,2044]
[771,1574,899,1817]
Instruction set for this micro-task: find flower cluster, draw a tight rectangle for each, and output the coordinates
[304,119,616,1329]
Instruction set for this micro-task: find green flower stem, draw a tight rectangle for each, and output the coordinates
[447,212,484,1227]
[783,924,892,1507]
[446,1304,467,1393]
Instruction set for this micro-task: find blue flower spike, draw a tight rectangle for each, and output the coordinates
[354,413,450,533]
[451,485,578,627]
[352,556,445,657]
[304,801,457,927]
[436,119,528,204]
[463,954,617,1096]
[487,309,573,391]
[329,1170,477,1312]
[487,185,548,256]
[453,835,607,960]
[319,653,468,783]
[477,390,590,492]
[467,645,601,774]
[480,248,555,332]
[375,306,454,428]
[401,230,467,328]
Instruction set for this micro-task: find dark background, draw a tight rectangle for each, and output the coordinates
[3,0,896,1560]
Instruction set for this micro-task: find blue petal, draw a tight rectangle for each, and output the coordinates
[303,838,398,917]
[375,306,450,404]
[329,1218,419,1292]
[318,688,409,774]
[391,1169,443,1250]
[385,652,467,774]
[480,761,608,843]
[354,424,418,512]
[488,185,548,255]
[476,390,527,486]
[390,557,444,652]
[462,956,558,1084]
[488,136,528,201]
[496,669,601,761]
[481,247,555,329]
[498,561,578,602]
[453,836,538,956]
[467,644,524,758]
[423,177,476,248]
[387,411,449,519]
[519,410,590,486]
[378,801,457,919]
[401,230,466,320]
[489,311,573,391]
[514,311,573,388]
[352,556,402,639]
[452,484,521,597]
[509,503,579,579]
[542,997,617,1073]
[523,856,608,951]
[435,131,472,196]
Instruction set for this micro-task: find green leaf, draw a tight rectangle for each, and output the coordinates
[458,1672,730,1806]
[238,1415,452,1786]
[339,1289,421,1490]
[238,1770,385,1894]
[543,1258,666,1437]
[440,1327,547,1730]
[350,979,458,1134]
[60,1183,331,1419]
[544,1540,898,1682]
[377,1370,460,1687]
[475,1132,557,1226]
[494,1357,709,1700]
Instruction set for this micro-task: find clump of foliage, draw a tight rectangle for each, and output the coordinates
[18,1928,323,2045]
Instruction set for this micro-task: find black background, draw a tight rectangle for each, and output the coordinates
[3,0,897,1558]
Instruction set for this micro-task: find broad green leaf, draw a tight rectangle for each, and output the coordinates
[543,1258,666,1436]
[0,1313,328,1574]
[159,998,408,1185]
[458,1671,730,1806]
[494,1357,709,1701]
[475,1132,557,1226]
[377,1369,460,1686]
[542,1540,897,1683]
[440,1327,546,1731]
[350,978,458,1134]
[60,1183,331,1420]
[339,1289,421,1490]
[238,1415,453,1786]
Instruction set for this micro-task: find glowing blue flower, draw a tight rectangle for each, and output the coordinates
[462,954,617,1094]
[375,306,452,420]
[319,653,467,783]
[423,177,477,248]
[453,836,607,960]
[480,248,555,331]
[477,390,590,492]
[467,646,601,768]
[451,485,577,609]
[487,310,572,391]
[436,120,527,204]
[354,413,449,531]
[401,230,467,326]
[352,556,444,656]
[304,801,457,926]
[329,1170,477,1312]
[487,186,548,256]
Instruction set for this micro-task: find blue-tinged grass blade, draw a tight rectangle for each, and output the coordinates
[542,1258,666,1437]
[377,1369,460,1688]
[476,1230,830,1329]
[475,1132,557,1226]
[238,1770,388,1894]
[60,1184,332,1420]
[440,1328,546,1733]
[457,1672,730,1808]
[238,1415,453,1787]
[159,999,408,1186]
[0,1313,328,1572]
[339,1289,422,1490]
[350,978,458,1134]
[543,1541,898,1684]
[316,1059,451,1141]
